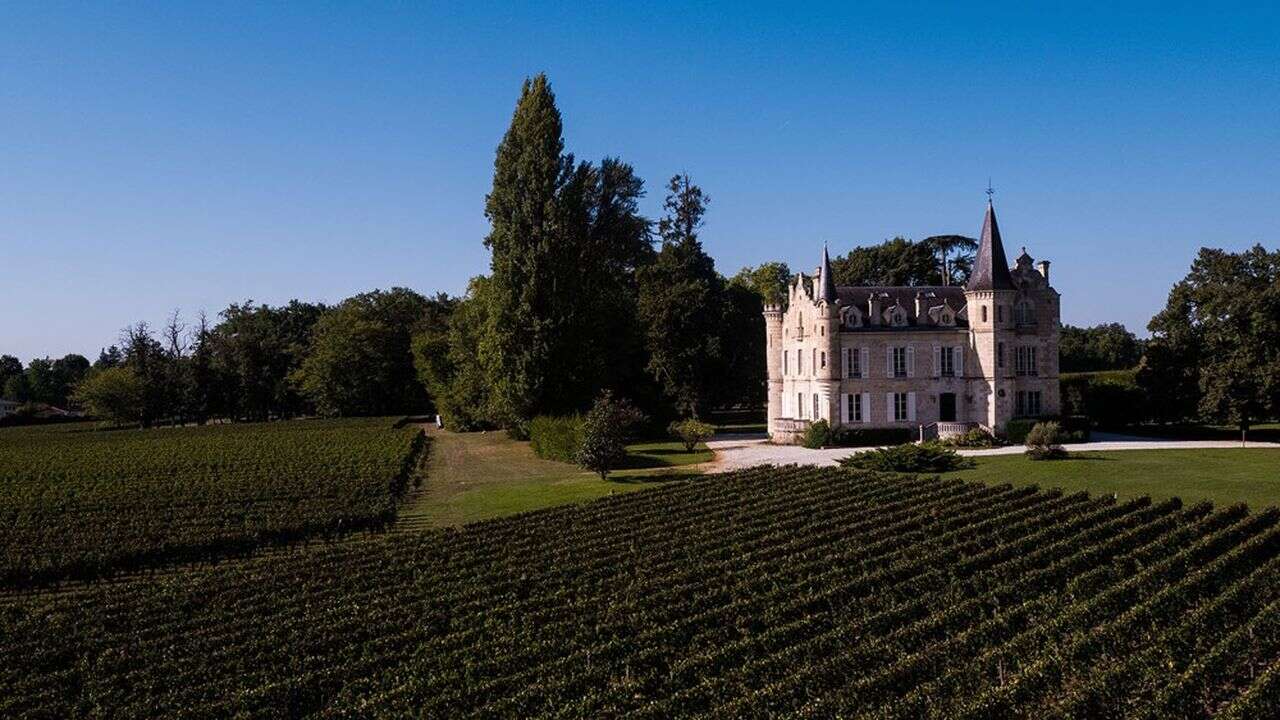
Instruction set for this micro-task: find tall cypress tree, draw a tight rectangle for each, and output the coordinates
[482,74,573,426]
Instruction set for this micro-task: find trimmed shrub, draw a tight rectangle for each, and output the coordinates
[838,442,976,473]
[668,419,715,452]
[833,426,915,447]
[802,419,833,449]
[529,415,584,462]
[1026,421,1069,460]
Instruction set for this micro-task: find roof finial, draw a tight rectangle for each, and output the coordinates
[986,178,994,203]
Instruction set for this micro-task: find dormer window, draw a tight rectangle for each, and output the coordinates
[939,310,954,326]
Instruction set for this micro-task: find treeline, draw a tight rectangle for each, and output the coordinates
[58,292,449,427]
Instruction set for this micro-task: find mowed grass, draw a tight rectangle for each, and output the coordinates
[938,448,1280,509]
[412,428,711,527]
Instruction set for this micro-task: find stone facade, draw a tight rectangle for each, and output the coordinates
[764,201,1060,444]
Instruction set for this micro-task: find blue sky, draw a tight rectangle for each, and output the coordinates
[2,2,1277,362]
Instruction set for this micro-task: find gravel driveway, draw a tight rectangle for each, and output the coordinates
[705,431,1280,473]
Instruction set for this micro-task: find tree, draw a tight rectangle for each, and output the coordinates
[72,366,145,425]
[415,278,495,430]
[94,346,123,369]
[575,391,643,480]
[921,235,978,287]
[481,73,574,427]
[637,174,726,418]
[0,355,22,396]
[1140,246,1280,440]
[294,288,434,417]
[210,300,326,421]
[730,262,792,307]
[1059,323,1145,372]
[830,237,942,287]
[121,322,169,427]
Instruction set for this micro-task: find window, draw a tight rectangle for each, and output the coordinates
[893,347,908,378]
[893,392,909,422]
[846,348,861,378]
[1016,390,1043,417]
[812,348,816,372]
[798,349,803,374]
[813,393,820,420]
[847,393,862,422]
[1015,346,1039,376]
[1015,301,1036,325]
[797,393,803,418]
[997,304,1004,323]
[998,342,1005,368]
[820,351,826,369]
[981,305,988,323]
[940,347,955,377]
[784,350,788,376]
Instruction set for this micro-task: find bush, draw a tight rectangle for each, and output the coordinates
[833,427,915,447]
[529,415,584,462]
[838,442,976,473]
[576,392,645,480]
[1026,421,1069,460]
[1007,416,1090,444]
[668,418,715,452]
[802,419,833,449]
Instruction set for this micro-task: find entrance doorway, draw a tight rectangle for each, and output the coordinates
[939,393,957,422]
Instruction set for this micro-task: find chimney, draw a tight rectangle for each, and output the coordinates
[867,294,882,326]
[1037,260,1051,284]
[915,292,926,323]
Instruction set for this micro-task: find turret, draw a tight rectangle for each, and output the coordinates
[965,198,1017,432]
[763,302,785,436]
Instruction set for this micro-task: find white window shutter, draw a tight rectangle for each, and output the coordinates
[859,347,868,379]
[887,393,895,421]
[886,348,893,378]
[955,346,964,377]
[908,392,917,422]
[841,393,849,424]
[933,344,941,378]
[907,346,916,378]
[861,393,870,423]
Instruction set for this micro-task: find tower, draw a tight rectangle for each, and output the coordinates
[763,302,784,437]
[964,198,1016,431]
[815,244,843,423]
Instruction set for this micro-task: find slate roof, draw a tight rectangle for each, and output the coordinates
[835,286,969,329]
[966,200,1015,291]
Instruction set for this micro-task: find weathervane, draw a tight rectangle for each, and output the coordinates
[986,178,995,201]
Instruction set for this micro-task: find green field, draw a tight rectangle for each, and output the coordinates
[6,466,1280,718]
[0,418,423,586]
[410,428,711,527]
[940,449,1280,509]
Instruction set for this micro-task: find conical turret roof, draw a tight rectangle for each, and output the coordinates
[818,243,837,303]
[966,200,1015,291]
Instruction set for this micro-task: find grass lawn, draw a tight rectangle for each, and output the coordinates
[937,448,1280,509]
[411,428,711,527]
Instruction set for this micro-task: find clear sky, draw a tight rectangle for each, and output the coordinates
[3,2,1277,362]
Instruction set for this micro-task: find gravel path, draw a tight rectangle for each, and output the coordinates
[705,431,1280,473]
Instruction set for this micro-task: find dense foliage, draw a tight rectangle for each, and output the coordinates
[0,419,423,586]
[838,442,976,472]
[575,392,644,479]
[1025,421,1069,460]
[1059,323,1145,373]
[802,418,834,448]
[1140,245,1280,437]
[830,235,976,287]
[3,466,1279,717]
[528,414,584,462]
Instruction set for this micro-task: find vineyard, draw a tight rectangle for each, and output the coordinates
[0,418,424,587]
[3,465,1279,718]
